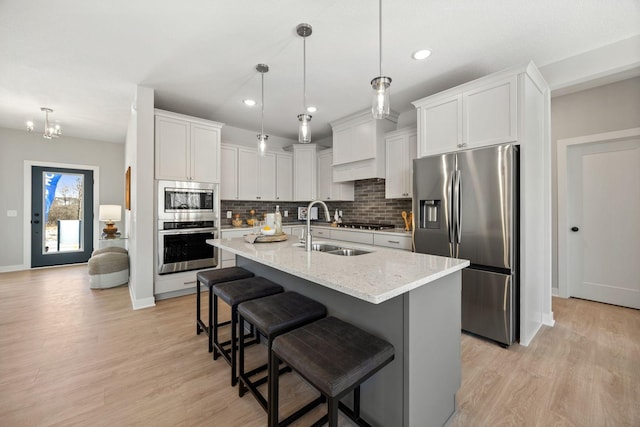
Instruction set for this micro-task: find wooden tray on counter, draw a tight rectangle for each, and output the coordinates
[243,233,288,243]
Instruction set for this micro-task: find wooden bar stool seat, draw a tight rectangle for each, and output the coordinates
[270,317,394,427]
[237,292,327,412]
[212,276,283,386]
[196,267,255,353]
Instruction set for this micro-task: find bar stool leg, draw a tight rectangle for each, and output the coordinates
[208,285,214,353]
[213,294,219,360]
[328,397,339,427]
[268,352,280,427]
[353,386,361,421]
[196,279,202,335]
[238,314,246,397]
[231,308,238,386]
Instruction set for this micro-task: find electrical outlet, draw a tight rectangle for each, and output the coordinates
[226,211,232,219]
[283,210,288,217]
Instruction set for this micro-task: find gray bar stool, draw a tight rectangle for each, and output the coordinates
[270,316,395,427]
[237,292,327,412]
[212,276,283,386]
[196,267,255,352]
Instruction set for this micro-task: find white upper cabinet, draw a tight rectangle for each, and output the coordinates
[330,109,398,182]
[385,127,417,199]
[463,75,517,148]
[220,144,238,200]
[293,144,317,201]
[317,149,354,201]
[415,96,462,158]
[275,153,293,201]
[220,144,293,201]
[154,109,223,182]
[413,74,517,157]
[237,148,276,201]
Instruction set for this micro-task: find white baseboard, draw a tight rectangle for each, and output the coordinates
[542,311,555,327]
[0,264,28,273]
[129,285,156,310]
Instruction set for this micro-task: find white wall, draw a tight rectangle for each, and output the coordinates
[0,127,124,271]
[124,86,156,309]
[551,76,640,292]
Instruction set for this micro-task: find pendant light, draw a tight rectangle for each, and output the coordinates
[371,0,391,119]
[256,64,269,156]
[296,23,312,143]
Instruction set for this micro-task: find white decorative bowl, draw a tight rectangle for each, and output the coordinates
[261,227,276,236]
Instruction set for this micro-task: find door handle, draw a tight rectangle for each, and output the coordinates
[571,226,579,232]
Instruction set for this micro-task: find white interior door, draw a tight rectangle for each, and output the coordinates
[566,136,640,309]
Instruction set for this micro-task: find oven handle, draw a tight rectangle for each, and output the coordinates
[158,228,217,236]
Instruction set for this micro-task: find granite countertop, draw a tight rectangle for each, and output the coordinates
[208,237,468,304]
[220,222,412,236]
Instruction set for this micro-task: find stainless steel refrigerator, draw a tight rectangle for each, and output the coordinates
[413,144,518,346]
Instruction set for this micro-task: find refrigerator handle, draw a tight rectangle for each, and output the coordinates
[454,169,462,245]
[447,171,455,248]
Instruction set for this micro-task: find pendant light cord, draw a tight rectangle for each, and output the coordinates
[303,36,307,109]
[261,70,265,135]
[379,0,383,77]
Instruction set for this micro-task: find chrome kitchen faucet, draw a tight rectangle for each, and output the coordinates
[305,200,331,252]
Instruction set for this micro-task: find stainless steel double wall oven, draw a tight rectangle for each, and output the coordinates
[157,180,219,274]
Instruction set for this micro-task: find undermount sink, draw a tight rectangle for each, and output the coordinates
[304,242,371,256]
[326,248,371,256]
[310,243,341,252]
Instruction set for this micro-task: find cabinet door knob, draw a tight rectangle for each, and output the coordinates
[571,226,579,232]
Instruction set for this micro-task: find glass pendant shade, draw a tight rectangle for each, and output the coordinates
[371,76,391,119]
[257,133,268,156]
[297,114,311,143]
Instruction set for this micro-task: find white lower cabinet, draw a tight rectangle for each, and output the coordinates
[284,225,304,240]
[220,228,251,267]
[330,229,374,245]
[310,227,331,239]
[373,234,412,250]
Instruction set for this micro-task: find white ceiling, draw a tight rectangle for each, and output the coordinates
[1,0,639,144]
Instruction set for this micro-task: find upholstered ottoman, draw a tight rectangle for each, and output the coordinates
[88,247,129,289]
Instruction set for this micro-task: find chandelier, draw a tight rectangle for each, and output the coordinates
[27,107,62,139]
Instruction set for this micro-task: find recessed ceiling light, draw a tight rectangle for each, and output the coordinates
[306,106,317,113]
[412,49,432,60]
[243,99,256,107]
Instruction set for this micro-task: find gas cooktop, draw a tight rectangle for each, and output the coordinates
[336,223,395,230]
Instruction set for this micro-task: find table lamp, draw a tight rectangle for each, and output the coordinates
[99,205,121,238]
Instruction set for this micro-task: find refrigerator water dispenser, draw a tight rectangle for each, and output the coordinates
[420,200,440,229]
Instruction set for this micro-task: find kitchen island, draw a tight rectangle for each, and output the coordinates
[208,237,469,427]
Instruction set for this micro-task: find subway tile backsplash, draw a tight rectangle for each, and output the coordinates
[220,178,412,228]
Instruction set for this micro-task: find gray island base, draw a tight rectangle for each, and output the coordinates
[208,237,469,427]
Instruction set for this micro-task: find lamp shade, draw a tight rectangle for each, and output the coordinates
[99,205,121,222]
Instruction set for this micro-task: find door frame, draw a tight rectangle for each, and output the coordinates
[23,160,100,268]
[557,127,640,298]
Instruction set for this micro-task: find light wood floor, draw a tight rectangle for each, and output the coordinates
[1,265,638,426]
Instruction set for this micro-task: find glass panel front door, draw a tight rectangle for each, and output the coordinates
[31,166,94,267]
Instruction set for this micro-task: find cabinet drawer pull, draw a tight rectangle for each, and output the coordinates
[388,240,400,244]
